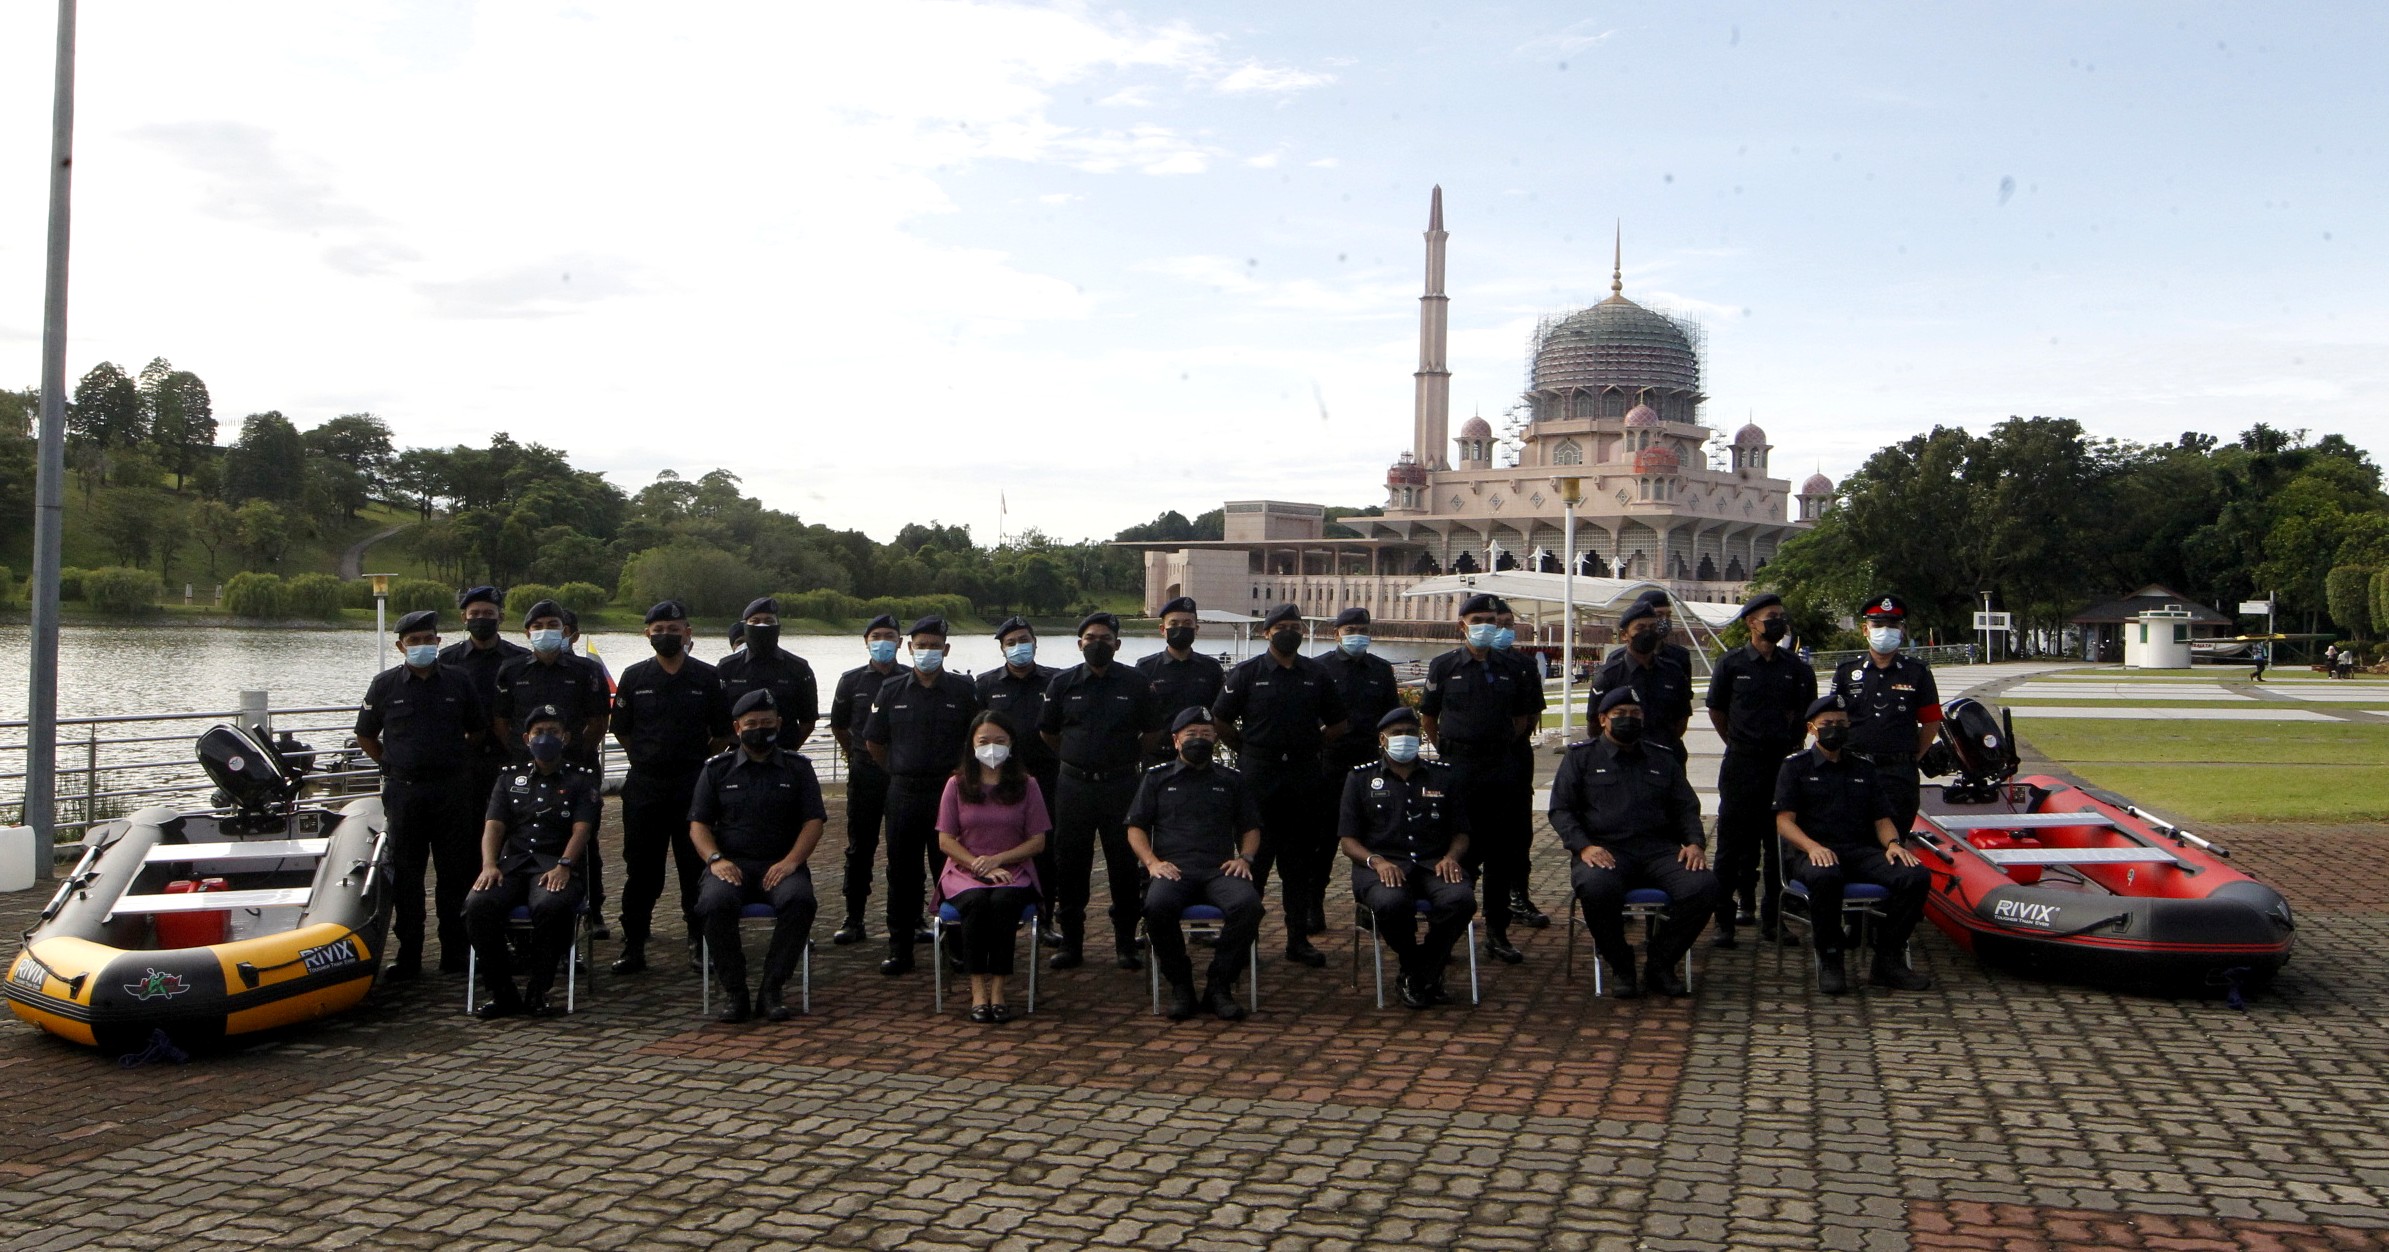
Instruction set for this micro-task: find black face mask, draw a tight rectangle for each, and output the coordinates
[739,727,777,752]
[1758,619,1788,644]
[745,623,781,656]
[1628,630,1659,656]
[1269,628,1303,656]
[1178,738,1215,766]
[1165,626,1195,651]
[1816,725,1850,751]
[465,618,498,641]
[1607,716,1644,746]
[650,633,685,658]
[1083,640,1117,667]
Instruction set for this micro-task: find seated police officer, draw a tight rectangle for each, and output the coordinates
[689,689,829,1022]
[1126,707,1265,1022]
[462,704,597,1019]
[1337,707,1474,1010]
[1548,687,1720,998]
[1774,694,1933,995]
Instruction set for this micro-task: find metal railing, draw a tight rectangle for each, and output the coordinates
[1803,643,1981,671]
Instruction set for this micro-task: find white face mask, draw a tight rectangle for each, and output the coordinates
[1868,626,1902,654]
[973,743,1011,769]
[1384,734,1422,763]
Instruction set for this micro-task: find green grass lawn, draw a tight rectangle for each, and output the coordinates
[2014,717,2389,822]
[2057,765,2389,824]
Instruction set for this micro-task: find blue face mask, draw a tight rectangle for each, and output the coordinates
[1466,623,1501,649]
[404,644,439,669]
[1868,626,1903,654]
[1384,734,1422,763]
[529,628,565,654]
[1493,626,1516,650]
[527,734,564,763]
[866,638,898,664]
[1004,641,1036,668]
[914,648,945,673]
[1339,634,1371,656]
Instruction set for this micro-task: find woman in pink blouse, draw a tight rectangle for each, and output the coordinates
[936,711,1048,1023]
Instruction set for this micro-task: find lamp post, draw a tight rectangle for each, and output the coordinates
[366,573,396,670]
[1554,476,1584,743]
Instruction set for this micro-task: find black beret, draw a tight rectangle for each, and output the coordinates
[1158,596,1198,617]
[1376,706,1421,732]
[558,607,578,630]
[862,614,899,636]
[1618,600,1659,629]
[1805,693,1848,720]
[1737,592,1784,620]
[1635,588,1670,605]
[1862,594,1906,620]
[731,688,778,719]
[1459,593,1500,617]
[1169,705,1213,733]
[992,615,1033,640]
[522,702,567,729]
[457,585,501,610]
[1261,603,1302,629]
[728,621,746,645]
[907,615,948,639]
[1596,686,1643,715]
[644,600,687,624]
[1333,607,1370,629]
[742,597,779,621]
[1491,597,1514,615]
[1077,611,1121,636]
[521,598,563,626]
[394,609,439,637]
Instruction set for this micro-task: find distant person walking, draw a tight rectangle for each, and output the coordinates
[2250,640,2270,683]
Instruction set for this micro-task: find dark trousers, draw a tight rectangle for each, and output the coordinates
[1144,870,1263,990]
[883,777,946,938]
[695,861,816,994]
[618,763,705,948]
[463,868,584,1000]
[1052,770,1143,952]
[950,884,1037,975]
[1788,846,1929,953]
[1354,861,1476,979]
[382,773,478,969]
[1446,752,1531,932]
[842,760,891,916]
[1714,746,1794,928]
[1027,765,1060,920]
[1244,755,1329,926]
[568,752,606,913]
[1868,758,1922,836]
[1570,846,1720,972]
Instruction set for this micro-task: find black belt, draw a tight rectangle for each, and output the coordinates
[1061,762,1140,784]
[890,771,949,786]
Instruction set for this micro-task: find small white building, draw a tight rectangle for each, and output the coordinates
[2124,605,2196,669]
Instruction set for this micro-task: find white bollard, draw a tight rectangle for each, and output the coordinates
[0,826,37,893]
[239,689,272,736]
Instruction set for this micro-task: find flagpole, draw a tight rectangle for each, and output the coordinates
[24,0,77,880]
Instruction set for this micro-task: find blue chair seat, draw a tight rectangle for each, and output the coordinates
[1622,888,1670,907]
[1182,904,1226,921]
[739,902,777,920]
[1783,880,1890,901]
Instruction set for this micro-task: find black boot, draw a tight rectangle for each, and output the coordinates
[472,985,525,1019]
[832,912,866,946]
[1607,952,1642,999]
[610,939,647,975]
[1165,981,1200,1020]
[1049,917,1084,969]
[757,985,793,1021]
[1285,936,1326,968]
[1646,955,1690,998]
[1870,956,1932,992]
[1485,928,1524,965]
[1510,891,1550,929]
[1818,949,1848,995]
[1711,920,1738,949]
[1203,980,1248,1021]
[879,937,914,976]
[715,985,752,1023]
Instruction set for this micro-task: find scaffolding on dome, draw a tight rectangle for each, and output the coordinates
[1522,304,1708,400]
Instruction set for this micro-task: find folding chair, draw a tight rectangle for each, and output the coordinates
[1145,904,1259,1014]
[1772,837,1900,980]
[1350,897,1481,1008]
[700,902,813,1016]
[1562,888,1693,996]
[464,900,591,1014]
[931,897,1040,1014]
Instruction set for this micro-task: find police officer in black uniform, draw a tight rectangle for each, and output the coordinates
[1338,707,1474,1010]
[354,609,488,979]
[1775,693,1933,994]
[493,599,614,941]
[1320,607,1400,777]
[864,615,983,975]
[1214,603,1349,966]
[1128,706,1265,1021]
[977,615,1061,937]
[607,600,731,975]
[1591,599,1695,757]
[439,586,529,853]
[1138,596,1225,767]
[690,689,829,1022]
[1037,611,1159,970]
[1828,594,1942,837]
[1704,592,1818,947]
[1420,593,1542,964]
[1549,686,1720,998]
[463,704,597,1018]
[717,596,819,750]
[1490,598,1552,928]
[828,614,907,944]
[1605,588,1696,674]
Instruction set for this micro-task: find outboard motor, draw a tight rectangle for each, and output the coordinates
[196,723,302,832]
[1928,696,2021,803]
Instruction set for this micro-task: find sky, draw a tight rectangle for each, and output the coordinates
[1,2,2384,545]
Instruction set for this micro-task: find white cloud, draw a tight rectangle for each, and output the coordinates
[1245,152,1282,168]
[1037,192,1083,205]
[1213,60,1337,95]
[1307,157,1340,169]
[1098,86,1155,107]
[1518,21,1621,58]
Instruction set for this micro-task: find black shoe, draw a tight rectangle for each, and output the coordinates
[1486,934,1524,965]
[685,940,704,974]
[716,993,752,1024]
[1427,977,1456,1006]
[1608,958,1643,1000]
[1397,974,1431,1011]
[1870,961,1933,992]
[383,961,420,984]
[1203,982,1247,1021]
[989,1002,1015,1024]
[1305,904,1329,936]
[832,917,866,946]
[1165,982,1200,1020]
[1733,909,1759,927]
[879,950,914,976]
[1038,924,1065,946]
[912,927,935,945]
[1510,892,1551,929]
[1648,965,1691,998]
[588,920,612,941]
[1285,938,1327,968]
[1048,945,1083,971]
[610,943,647,976]
[471,996,523,1020]
[1711,926,1739,950]
[522,991,559,1018]
[758,987,794,1022]
[1818,950,1849,995]
[1115,948,1144,971]
[970,1003,996,1024]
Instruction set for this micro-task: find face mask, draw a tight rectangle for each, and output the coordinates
[404,644,439,669]
[650,633,685,658]
[527,734,564,763]
[529,628,565,654]
[1868,626,1902,653]
[974,743,1011,769]
[1493,627,1517,650]
[1178,738,1215,766]
[1816,725,1850,751]
[1339,633,1371,656]
[1384,734,1421,763]
[739,726,776,752]
[913,648,945,673]
[1759,619,1788,644]
[1082,639,1117,667]
[465,618,498,641]
[866,638,898,665]
[1607,715,1644,746]
[745,623,781,656]
[1004,641,1036,668]
[1466,623,1501,649]
[1628,630,1659,656]
[1165,626,1195,651]
[1269,628,1303,656]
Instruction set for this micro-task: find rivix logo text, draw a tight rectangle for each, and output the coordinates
[1992,899,2061,928]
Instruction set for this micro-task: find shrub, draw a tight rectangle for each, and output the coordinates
[554,581,611,615]
[82,566,164,614]
[223,572,286,620]
[385,578,453,617]
[623,543,770,618]
[285,573,348,621]
[344,578,379,609]
[505,582,562,617]
[0,564,14,607]
[57,567,86,601]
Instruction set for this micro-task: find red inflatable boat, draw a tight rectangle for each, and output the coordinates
[1906,698,2295,991]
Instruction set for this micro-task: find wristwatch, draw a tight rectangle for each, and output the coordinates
[557,857,575,868]
[706,851,724,864]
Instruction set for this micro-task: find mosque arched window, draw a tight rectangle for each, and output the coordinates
[1553,440,1583,466]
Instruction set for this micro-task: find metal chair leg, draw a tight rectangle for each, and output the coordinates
[701,935,711,1016]
[465,948,477,1014]
[1465,919,1481,1005]
[801,939,812,1016]
[1026,908,1038,1015]
[1367,913,1385,1009]
[933,920,946,1013]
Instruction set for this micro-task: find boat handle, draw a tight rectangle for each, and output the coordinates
[2126,804,2229,858]
[353,829,392,897]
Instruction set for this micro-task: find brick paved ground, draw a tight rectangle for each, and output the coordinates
[2,790,2385,1250]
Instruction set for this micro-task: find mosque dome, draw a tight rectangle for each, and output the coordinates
[1623,403,1662,428]
[1733,423,1767,446]
[1801,472,1834,496]
[1530,294,1702,394]
[1458,415,1493,439]
[1633,444,1681,475]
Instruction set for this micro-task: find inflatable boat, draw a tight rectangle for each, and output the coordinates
[1908,697,2294,991]
[5,723,391,1052]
